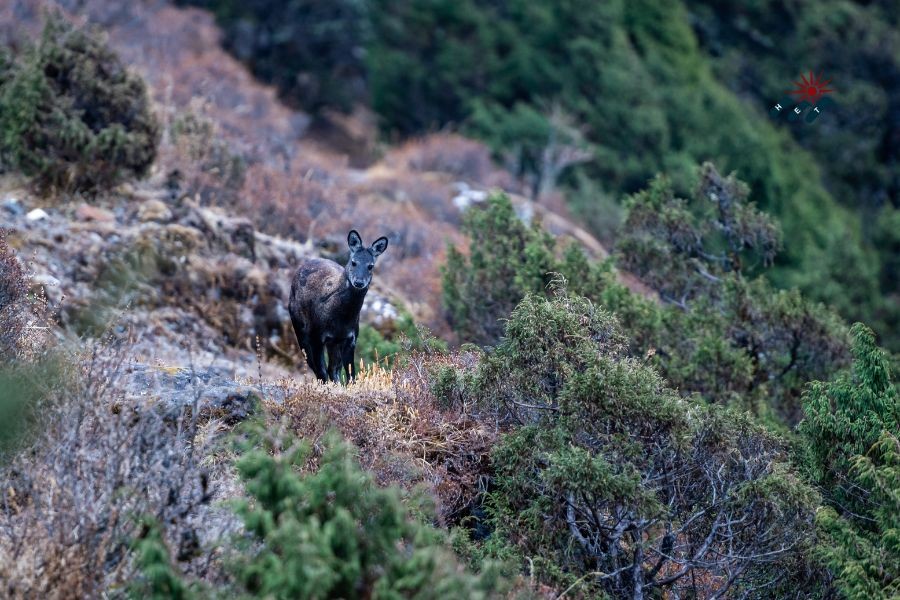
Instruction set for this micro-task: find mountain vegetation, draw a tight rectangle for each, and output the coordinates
[0,3,896,599]
[182,0,898,351]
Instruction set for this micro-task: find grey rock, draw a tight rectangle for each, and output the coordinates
[2,196,23,216]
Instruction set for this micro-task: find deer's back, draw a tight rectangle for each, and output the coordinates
[289,257,345,327]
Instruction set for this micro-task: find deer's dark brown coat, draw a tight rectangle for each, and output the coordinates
[289,230,388,383]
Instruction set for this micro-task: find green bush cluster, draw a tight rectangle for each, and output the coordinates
[0,13,159,193]
[441,194,556,346]
[443,177,849,424]
[614,164,850,423]
[438,166,896,595]
[441,285,822,598]
[232,427,501,598]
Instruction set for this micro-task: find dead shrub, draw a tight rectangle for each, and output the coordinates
[0,230,53,362]
[157,99,247,207]
[238,157,336,241]
[385,134,517,190]
[0,230,28,359]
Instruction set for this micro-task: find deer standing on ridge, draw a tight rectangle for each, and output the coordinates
[289,230,389,383]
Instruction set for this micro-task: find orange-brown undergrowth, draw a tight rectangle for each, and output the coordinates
[267,353,494,524]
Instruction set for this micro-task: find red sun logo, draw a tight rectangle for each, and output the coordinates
[788,71,834,103]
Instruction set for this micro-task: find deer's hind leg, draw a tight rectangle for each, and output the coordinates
[291,316,322,380]
[309,341,329,382]
[326,342,343,384]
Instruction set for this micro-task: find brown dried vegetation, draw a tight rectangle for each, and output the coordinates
[267,352,495,524]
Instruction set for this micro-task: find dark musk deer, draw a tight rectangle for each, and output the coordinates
[289,230,389,383]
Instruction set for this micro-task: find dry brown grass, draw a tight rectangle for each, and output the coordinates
[0,230,55,362]
[267,352,494,524]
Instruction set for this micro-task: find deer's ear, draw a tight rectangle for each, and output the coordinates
[371,236,389,257]
[348,230,363,252]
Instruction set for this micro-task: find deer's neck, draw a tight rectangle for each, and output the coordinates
[334,276,367,321]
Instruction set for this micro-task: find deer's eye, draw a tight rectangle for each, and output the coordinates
[351,260,357,267]
[367,264,373,271]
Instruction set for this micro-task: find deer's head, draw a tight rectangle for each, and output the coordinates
[346,230,388,290]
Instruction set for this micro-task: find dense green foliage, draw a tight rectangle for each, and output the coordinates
[438,167,895,595]
[441,285,822,598]
[229,426,500,598]
[443,176,849,424]
[815,432,900,600]
[801,324,899,598]
[0,14,159,192]
[442,194,555,345]
[615,164,850,423]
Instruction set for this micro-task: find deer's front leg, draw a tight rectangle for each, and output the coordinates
[341,336,357,383]
[326,342,343,383]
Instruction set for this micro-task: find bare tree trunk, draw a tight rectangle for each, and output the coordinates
[632,536,644,600]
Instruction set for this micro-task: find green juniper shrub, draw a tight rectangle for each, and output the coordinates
[443,176,848,424]
[617,162,781,305]
[0,12,159,193]
[814,431,900,600]
[557,245,662,356]
[442,192,557,346]
[653,276,849,424]
[471,282,627,426]
[356,313,448,371]
[228,422,504,599]
[614,163,849,423]
[468,285,821,598]
[129,518,195,600]
[800,323,899,599]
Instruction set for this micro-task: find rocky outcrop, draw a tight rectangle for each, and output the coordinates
[2,183,404,380]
